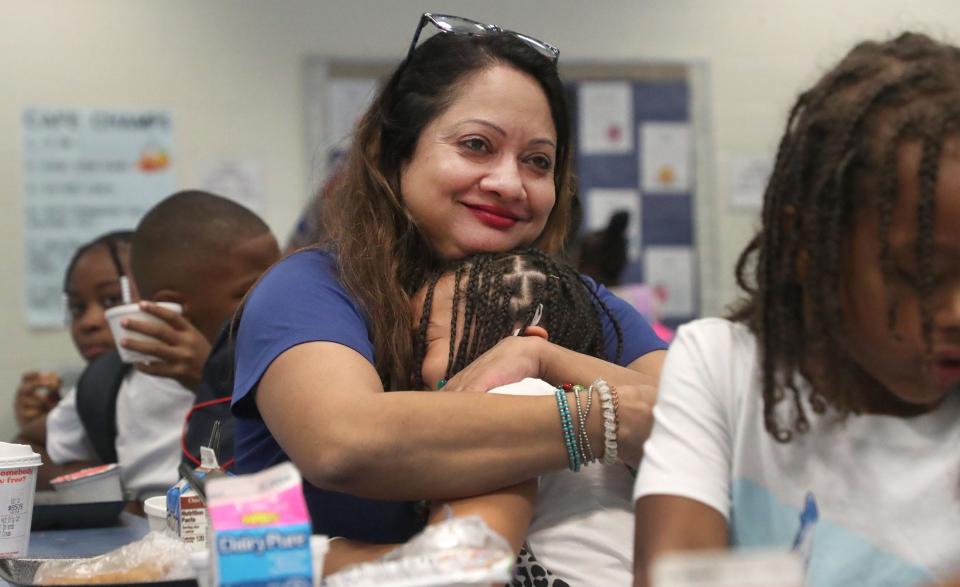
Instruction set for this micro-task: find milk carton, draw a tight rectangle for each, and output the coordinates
[167,446,220,549]
[206,462,313,587]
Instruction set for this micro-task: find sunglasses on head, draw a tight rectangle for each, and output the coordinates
[407,13,560,64]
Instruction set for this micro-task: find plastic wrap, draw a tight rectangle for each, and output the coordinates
[325,515,514,587]
[32,531,194,585]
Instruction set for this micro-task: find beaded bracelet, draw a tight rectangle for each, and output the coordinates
[609,383,621,429]
[571,384,595,464]
[591,378,619,465]
[583,384,596,463]
[554,386,581,472]
[561,383,592,465]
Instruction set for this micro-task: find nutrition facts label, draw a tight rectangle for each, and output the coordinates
[1,497,26,538]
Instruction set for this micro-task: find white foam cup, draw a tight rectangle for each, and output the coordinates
[143,495,167,533]
[0,442,42,558]
[104,302,183,363]
[189,550,212,587]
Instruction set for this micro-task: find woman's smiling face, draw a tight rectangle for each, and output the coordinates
[399,64,558,260]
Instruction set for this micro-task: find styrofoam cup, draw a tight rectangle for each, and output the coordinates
[0,443,42,558]
[104,302,183,363]
[143,495,167,533]
[189,550,212,587]
[49,463,123,503]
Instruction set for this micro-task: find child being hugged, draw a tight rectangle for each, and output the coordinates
[634,33,960,586]
[327,249,646,586]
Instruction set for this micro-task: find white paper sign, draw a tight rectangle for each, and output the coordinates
[585,188,642,262]
[578,82,634,154]
[326,78,379,146]
[644,246,696,318]
[197,159,265,215]
[22,108,176,327]
[728,154,773,210]
[641,122,692,193]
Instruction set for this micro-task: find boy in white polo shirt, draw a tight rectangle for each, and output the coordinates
[46,191,279,500]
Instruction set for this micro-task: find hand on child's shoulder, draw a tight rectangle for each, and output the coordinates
[122,302,211,391]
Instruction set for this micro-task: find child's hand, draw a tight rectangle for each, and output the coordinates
[121,301,211,391]
[15,371,62,428]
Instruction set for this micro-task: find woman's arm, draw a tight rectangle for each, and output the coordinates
[633,495,728,587]
[440,337,662,465]
[628,349,666,381]
[256,341,650,500]
[443,336,661,398]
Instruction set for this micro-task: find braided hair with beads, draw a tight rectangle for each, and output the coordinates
[413,248,623,389]
[729,32,960,442]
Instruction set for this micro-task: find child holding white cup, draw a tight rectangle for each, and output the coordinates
[45,191,279,503]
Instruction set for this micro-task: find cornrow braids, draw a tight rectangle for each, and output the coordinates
[412,271,443,389]
[729,32,960,442]
[63,230,134,291]
[413,248,623,388]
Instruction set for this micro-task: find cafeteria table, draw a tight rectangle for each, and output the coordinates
[0,513,148,586]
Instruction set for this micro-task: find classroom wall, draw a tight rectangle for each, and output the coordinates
[0,0,953,438]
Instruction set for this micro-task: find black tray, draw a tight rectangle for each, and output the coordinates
[0,558,197,587]
[30,500,126,531]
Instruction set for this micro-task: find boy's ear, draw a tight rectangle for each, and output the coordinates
[151,288,186,307]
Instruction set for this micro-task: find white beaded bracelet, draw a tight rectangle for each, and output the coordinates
[591,378,619,465]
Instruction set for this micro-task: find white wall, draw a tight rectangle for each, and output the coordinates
[0,0,954,438]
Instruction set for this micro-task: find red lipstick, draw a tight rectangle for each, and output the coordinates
[464,203,521,230]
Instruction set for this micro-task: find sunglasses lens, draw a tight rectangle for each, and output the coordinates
[510,32,560,61]
[410,13,558,64]
[431,14,496,35]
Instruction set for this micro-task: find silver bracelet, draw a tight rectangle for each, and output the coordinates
[572,385,595,464]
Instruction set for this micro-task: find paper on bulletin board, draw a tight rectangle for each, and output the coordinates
[641,122,691,193]
[21,108,176,328]
[197,159,265,215]
[326,78,379,147]
[578,82,634,154]
[728,153,772,210]
[643,246,695,318]
[585,188,642,262]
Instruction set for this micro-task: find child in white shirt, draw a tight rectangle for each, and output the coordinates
[330,250,651,585]
[633,32,960,587]
[46,191,279,500]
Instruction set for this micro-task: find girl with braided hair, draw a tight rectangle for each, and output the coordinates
[634,33,960,586]
[325,249,638,585]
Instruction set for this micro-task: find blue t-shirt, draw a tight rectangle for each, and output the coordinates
[232,249,665,542]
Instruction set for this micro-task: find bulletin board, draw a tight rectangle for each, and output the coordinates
[302,59,712,328]
[563,64,699,328]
